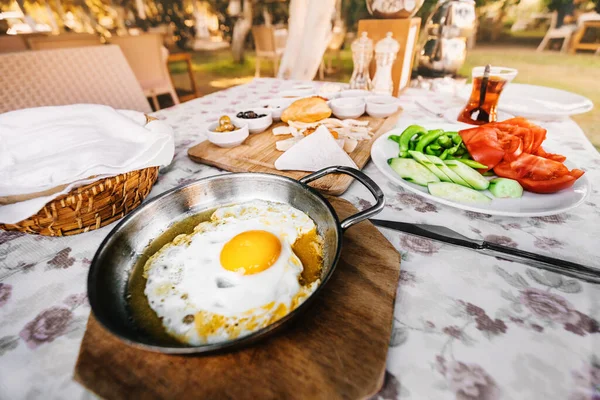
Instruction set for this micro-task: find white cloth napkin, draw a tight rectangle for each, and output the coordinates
[0,104,174,224]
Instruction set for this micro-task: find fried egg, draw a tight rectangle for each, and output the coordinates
[143,200,323,345]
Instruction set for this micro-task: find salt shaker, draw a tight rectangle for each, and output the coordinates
[349,32,373,91]
[372,32,400,95]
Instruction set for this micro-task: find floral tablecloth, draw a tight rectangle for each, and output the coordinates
[1,78,599,400]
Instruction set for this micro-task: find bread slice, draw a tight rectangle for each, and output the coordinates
[274,126,358,172]
[281,97,332,123]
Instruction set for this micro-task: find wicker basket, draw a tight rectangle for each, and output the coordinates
[0,167,159,236]
[0,114,163,237]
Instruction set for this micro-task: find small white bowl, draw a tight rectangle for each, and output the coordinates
[339,89,373,99]
[257,98,294,121]
[232,109,273,134]
[365,96,400,118]
[206,122,249,148]
[329,97,366,119]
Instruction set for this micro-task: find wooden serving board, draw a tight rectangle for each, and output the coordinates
[187,111,402,196]
[74,198,401,400]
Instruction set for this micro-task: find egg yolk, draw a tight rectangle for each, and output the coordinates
[220,230,281,274]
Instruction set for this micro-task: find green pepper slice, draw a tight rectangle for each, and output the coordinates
[397,125,427,155]
[415,129,444,153]
[437,135,453,149]
[425,146,437,155]
[388,135,401,143]
[457,159,488,169]
[446,143,461,155]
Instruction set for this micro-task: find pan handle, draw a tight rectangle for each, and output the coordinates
[299,166,385,230]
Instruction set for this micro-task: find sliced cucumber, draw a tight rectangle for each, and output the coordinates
[489,178,523,198]
[425,155,472,188]
[408,151,452,182]
[444,160,490,191]
[388,158,440,186]
[428,182,492,205]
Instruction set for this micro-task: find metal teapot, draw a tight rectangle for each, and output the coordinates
[417,0,476,76]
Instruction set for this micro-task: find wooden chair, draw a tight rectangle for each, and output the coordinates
[252,26,285,77]
[167,52,200,102]
[109,33,179,110]
[570,17,600,54]
[537,12,576,52]
[0,35,28,53]
[26,33,101,50]
[0,45,151,113]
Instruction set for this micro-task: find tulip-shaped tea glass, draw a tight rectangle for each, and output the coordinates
[457,66,518,125]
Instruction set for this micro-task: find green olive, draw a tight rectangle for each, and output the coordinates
[219,115,231,126]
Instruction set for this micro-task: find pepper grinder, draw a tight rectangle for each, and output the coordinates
[349,32,374,91]
[372,32,400,95]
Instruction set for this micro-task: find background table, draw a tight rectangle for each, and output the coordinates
[1,78,599,400]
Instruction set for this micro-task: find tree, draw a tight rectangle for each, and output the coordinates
[231,0,252,62]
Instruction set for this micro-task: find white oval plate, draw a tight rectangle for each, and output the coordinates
[371,122,591,217]
[457,83,593,120]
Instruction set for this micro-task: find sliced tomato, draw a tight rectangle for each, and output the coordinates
[519,175,577,194]
[463,118,582,194]
[493,161,520,180]
[530,126,547,153]
[535,147,567,162]
[508,153,570,180]
[459,126,505,172]
[495,158,585,194]
[496,132,523,161]
[570,169,585,179]
[512,127,536,153]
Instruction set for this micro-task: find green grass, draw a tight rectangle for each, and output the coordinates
[507,29,547,39]
[169,45,600,147]
[170,51,259,76]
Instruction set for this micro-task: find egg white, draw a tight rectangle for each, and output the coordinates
[143,200,320,345]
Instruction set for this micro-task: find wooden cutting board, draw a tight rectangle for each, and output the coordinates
[187,111,402,196]
[74,197,401,400]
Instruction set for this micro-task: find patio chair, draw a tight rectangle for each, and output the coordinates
[0,45,151,114]
[109,33,179,110]
[252,26,285,77]
[537,12,575,52]
[0,35,28,53]
[26,33,101,50]
[570,13,600,54]
[167,52,200,102]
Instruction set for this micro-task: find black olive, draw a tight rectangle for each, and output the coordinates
[258,114,266,118]
[236,112,244,118]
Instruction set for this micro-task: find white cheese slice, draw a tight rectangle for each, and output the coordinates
[274,125,358,171]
